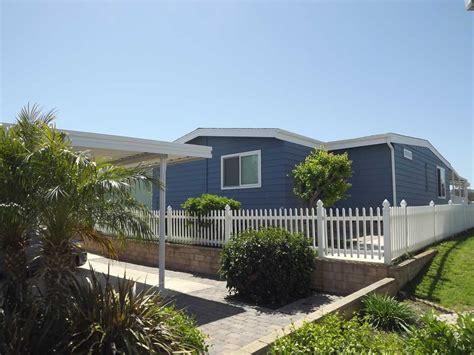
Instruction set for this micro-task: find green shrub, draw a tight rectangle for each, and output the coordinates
[181,193,241,216]
[362,293,417,332]
[219,228,316,305]
[64,268,208,354]
[405,312,474,354]
[271,313,404,354]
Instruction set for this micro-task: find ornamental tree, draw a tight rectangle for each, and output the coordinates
[292,149,352,208]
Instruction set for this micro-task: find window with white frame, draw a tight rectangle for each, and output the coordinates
[403,148,413,160]
[437,166,446,198]
[221,150,261,189]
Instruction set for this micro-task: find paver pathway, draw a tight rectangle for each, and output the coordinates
[82,254,340,354]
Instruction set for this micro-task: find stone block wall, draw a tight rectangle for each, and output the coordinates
[83,239,221,276]
[84,239,436,295]
[311,259,390,295]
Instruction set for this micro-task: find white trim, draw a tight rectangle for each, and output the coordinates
[220,150,262,190]
[64,129,212,160]
[437,165,447,199]
[387,141,397,207]
[175,128,323,148]
[403,148,413,160]
[466,0,473,10]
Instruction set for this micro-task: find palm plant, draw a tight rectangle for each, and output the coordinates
[0,105,54,307]
[23,110,157,306]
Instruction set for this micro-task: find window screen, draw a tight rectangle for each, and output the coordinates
[223,157,239,187]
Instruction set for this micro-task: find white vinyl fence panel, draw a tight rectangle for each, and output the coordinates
[323,206,384,262]
[390,201,474,260]
[106,200,474,265]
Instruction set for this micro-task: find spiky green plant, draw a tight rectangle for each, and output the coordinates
[362,293,417,332]
[1,105,158,310]
[0,105,54,307]
[64,267,208,354]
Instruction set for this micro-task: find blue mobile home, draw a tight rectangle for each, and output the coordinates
[152,128,468,210]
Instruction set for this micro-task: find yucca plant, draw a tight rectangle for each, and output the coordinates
[362,293,417,332]
[64,267,208,354]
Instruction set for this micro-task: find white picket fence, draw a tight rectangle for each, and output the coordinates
[138,200,474,265]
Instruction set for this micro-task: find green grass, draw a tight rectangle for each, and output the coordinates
[408,229,474,312]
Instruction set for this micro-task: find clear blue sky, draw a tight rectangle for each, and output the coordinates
[1,0,473,181]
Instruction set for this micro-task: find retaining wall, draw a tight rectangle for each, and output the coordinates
[83,239,221,276]
[83,239,436,295]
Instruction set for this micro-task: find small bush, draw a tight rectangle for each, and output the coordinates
[65,268,208,354]
[181,193,241,216]
[405,312,474,354]
[219,228,316,306]
[362,293,417,332]
[271,313,404,354]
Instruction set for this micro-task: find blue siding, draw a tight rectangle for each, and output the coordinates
[394,143,451,206]
[152,135,452,211]
[330,144,393,209]
[154,136,298,209]
[152,159,207,210]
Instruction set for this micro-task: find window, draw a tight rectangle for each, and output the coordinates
[437,166,446,199]
[403,148,413,160]
[221,150,261,189]
[424,163,429,192]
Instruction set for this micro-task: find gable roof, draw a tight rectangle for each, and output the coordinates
[175,128,466,181]
[325,132,464,179]
[174,128,323,148]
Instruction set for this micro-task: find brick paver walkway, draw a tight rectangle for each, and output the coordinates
[84,254,340,354]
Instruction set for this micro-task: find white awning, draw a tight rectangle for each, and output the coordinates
[65,129,212,165]
[66,129,212,291]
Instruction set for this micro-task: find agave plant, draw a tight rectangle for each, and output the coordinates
[65,267,208,354]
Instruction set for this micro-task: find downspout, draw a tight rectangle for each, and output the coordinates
[387,138,397,206]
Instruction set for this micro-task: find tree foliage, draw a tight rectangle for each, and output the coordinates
[292,149,352,208]
[181,193,241,216]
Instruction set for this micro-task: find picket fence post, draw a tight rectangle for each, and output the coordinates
[383,199,392,265]
[224,204,232,243]
[462,200,468,231]
[316,200,325,258]
[448,200,453,234]
[167,206,173,239]
[400,200,408,254]
[430,200,436,242]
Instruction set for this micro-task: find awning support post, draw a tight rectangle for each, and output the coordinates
[159,156,167,291]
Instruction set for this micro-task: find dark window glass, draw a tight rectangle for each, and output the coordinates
[437,167,446,198]
[223,157,239,187]
[425,163,428,192]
